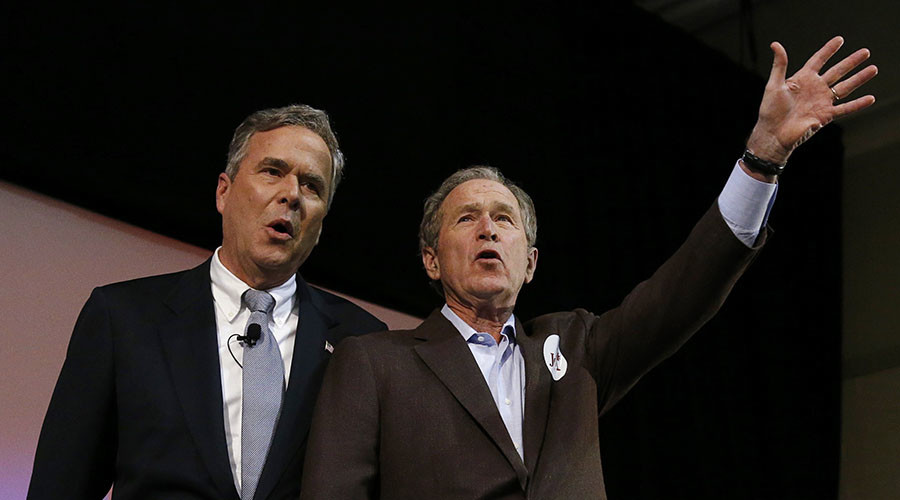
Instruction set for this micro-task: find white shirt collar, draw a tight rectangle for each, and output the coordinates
[210,247,296,326]
[440,303,517,343]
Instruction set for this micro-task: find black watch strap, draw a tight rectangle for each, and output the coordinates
[741,149,785,176]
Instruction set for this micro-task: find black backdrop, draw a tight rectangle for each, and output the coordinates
[4,3,841,499]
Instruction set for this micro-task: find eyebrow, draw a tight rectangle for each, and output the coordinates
[453,201,519,218]
[298,171,328,191]
[258,157,291,170]
[492,201,518,216]
[258,157,328,187]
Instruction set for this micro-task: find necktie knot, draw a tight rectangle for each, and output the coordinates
[242,289,275,315]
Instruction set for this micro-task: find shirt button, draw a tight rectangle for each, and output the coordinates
[505,398,511,406]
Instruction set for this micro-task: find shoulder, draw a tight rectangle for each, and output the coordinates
[307,286,388,332]
[330,327,425,373]
[336,327,418,351]
[96,267,195,296]
[326,330,421,387]
[88,263,201,304]
[65,264,208,339]
[524,308,597,336]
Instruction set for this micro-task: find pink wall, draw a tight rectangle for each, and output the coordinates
[0,181,420,498]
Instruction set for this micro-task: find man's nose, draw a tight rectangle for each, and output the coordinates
[477,217,499,241]
[279,178,302,211]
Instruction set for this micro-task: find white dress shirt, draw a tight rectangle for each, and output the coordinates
[210,248,299,493]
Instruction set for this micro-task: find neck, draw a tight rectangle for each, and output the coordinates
[445,298,513,343]
[218,249,293,290]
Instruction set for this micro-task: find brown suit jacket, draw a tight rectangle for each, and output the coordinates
[300,203,766,499]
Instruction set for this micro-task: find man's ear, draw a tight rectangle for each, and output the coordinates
[422,247,441,281]
[215,172,231,215]
[524,246,539,284]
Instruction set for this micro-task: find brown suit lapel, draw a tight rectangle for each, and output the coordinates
[517,318,552,478]
[413,310,529,489]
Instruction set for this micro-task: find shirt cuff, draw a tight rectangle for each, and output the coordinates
[717,160,778,247]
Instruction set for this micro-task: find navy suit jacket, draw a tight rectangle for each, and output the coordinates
[29,259,386,499]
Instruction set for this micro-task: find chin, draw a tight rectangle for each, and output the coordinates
[470,284,513,301]
[252,249,296,272]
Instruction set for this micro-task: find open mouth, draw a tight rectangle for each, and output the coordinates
[268,219,295,238]
[475,249,501,261]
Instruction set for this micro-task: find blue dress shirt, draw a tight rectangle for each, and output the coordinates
[441,305,526,461]
[439,161,777,462]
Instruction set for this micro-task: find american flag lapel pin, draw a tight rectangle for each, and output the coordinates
[324,340,334,353]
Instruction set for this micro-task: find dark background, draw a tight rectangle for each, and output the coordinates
[3,3,841,498]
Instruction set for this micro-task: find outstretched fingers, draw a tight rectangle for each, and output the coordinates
[833,95,876,118]
[803,36,844,73]
[832,64,879,100]
[822,48,872,86]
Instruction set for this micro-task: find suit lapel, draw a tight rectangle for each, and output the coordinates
[413,310,529,489]
[159,260,241,500]
[517,319,552,478]
[254,275,338,500]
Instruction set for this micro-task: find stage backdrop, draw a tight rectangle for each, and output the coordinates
[3,3,842,498]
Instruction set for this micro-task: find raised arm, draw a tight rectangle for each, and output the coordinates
[592,38,878,410]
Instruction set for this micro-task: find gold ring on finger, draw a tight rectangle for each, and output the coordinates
[830,86,841,101]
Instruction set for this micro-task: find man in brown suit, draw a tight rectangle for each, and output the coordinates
[300,38,877,499]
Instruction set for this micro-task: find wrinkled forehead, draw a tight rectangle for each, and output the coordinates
[439,179,521,221]
[245,126,333,177]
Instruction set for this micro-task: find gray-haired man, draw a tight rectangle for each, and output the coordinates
[29,105,386,500]
[300,38,877,499]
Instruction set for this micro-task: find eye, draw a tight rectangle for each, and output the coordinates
[457,215,474,223]
[301,181,321,194]
[263,167,281,176]
[496,214,513,223]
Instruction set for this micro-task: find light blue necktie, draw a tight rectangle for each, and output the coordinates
[240,289,283,500]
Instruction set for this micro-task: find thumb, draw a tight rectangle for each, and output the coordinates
[767,42,788,86]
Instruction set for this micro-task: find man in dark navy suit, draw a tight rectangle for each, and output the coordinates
[29,104,386,500]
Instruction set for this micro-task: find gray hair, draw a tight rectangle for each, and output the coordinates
[225,104,345,208]
[419,165,538,253]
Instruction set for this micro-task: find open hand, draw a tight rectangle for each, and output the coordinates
[747,36,877,165]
